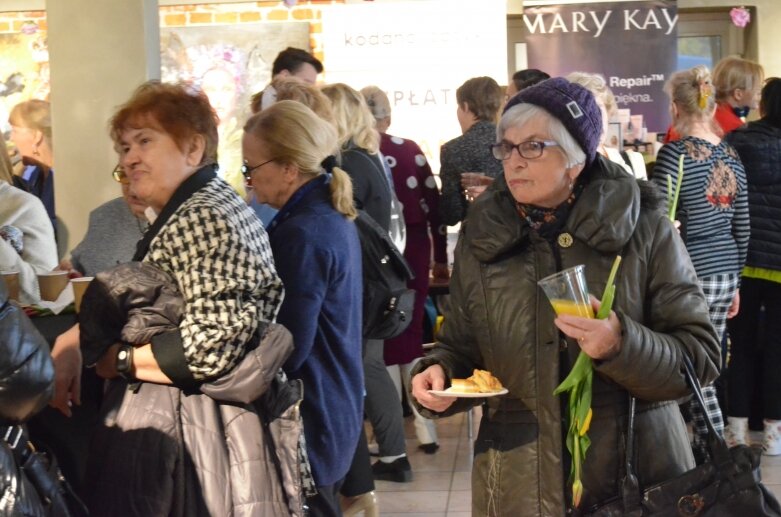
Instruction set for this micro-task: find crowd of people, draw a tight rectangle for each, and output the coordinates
[1,45,779,517]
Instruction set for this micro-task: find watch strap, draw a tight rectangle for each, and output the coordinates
[116,345,134,379]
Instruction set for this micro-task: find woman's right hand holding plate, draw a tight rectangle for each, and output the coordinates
[411,364,456,412]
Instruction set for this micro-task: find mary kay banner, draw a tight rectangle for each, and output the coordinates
[524,0,677,133]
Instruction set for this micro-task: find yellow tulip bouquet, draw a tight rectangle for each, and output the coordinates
[553,255,622,507]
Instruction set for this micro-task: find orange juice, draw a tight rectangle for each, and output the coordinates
[550,299,594,318]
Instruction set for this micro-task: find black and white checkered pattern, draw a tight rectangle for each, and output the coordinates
[146,177,284,380]
[689,272,739,461]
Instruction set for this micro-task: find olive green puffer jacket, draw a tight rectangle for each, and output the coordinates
[414,156,720,516]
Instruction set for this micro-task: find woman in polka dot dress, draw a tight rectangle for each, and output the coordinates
[362,86,450,452]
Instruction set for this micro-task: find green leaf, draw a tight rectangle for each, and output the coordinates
[669,154,685,221]
[581,434,591,457]
[596,255,622,319]
[554,352,592,395]
[576,371,593,428]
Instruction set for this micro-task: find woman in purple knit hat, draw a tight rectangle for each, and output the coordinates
[410,78,720,515]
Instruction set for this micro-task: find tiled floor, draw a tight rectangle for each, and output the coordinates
[366,411,781,516]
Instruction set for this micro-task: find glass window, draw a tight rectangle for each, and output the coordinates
[677,35,721,71]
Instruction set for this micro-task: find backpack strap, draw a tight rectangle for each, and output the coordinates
[342,148,392,194]
[619,151,632,169]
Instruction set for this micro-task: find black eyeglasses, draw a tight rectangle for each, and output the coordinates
[241,158,275,181]
[490,140,560,161]
[112,164,129,184]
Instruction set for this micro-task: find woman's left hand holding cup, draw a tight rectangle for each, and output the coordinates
[554,295,623,360]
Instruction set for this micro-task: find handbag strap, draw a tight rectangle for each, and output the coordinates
[620,397,642,512]
[618,353,731,512]
[1,425,30,465]
[680,354,733,468]
[342,147,394,197]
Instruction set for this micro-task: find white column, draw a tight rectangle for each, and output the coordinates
[46,0,159,256]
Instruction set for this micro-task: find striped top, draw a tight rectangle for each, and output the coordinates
[653,136,749,278]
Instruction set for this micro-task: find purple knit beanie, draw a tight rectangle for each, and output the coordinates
[503,77,602,164]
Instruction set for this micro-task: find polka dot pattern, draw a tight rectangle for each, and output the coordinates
[406,176,418,189]
[391,136,404,145]
[414,154,427,167]
[424,176,438,189]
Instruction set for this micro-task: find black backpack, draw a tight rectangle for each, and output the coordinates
[354,209,416,340]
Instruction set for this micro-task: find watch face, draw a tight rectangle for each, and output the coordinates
[118,350,128,361]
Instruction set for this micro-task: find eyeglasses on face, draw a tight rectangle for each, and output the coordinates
[490,140,560,161]
[241,158,275,181]
[112,164,129,184]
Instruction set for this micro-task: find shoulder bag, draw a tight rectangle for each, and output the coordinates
[587,354,781,516]
[2,425,89,517]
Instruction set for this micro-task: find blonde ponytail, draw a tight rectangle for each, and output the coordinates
[329,166,357,220]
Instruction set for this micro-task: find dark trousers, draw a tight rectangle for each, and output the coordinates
[727,277,781,419]
[363,339,406,456]
[341,427,375,497]
[306,478,344,517]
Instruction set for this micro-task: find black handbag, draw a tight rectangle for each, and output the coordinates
[2,425,89,517]
[587,354,781,517]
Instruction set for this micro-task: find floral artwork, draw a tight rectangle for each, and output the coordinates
[160,22,309,196]
[0,23,49,135]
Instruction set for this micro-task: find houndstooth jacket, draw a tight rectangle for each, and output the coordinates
[142,169,284,382]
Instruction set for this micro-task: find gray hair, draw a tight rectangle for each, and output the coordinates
[497,104,586,168]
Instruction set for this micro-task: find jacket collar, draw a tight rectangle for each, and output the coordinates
[740,119,781,136]
[465,155,640,262]
[266,175,330,236]
[133,164,217,261]
[464,120,494,136]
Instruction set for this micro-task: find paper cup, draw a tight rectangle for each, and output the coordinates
[1,271,20,302]
[537,265,594,318]
[71,277,94,313]
[38,271,69,302]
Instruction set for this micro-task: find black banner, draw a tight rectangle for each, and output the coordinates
[524,0,677,133]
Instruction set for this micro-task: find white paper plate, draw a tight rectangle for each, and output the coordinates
[428,387,508,398]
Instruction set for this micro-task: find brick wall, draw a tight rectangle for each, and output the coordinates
[0,2,347,60]
[160,2,340,62]
[0,10,46,34]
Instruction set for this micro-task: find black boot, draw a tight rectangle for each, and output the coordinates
[371,456,413,482]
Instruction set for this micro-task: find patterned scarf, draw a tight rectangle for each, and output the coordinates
[515,181,584,240]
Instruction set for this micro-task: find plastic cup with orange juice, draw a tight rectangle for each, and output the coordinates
[537,265,592,318]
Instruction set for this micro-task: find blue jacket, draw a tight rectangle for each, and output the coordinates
[267,178,364,486]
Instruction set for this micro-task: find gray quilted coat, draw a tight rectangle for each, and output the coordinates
[81,263,305,516]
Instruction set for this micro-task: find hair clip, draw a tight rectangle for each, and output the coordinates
[698,81,712,110]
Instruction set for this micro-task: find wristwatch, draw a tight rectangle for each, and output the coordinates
[116,345,134,379]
